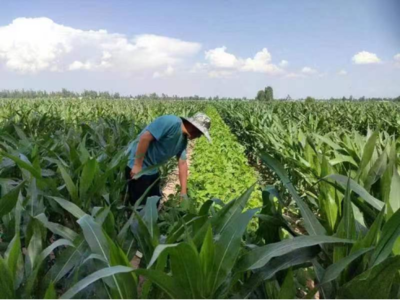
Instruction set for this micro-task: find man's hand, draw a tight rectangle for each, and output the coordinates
[180,194,189,201]
[130,164,142,179]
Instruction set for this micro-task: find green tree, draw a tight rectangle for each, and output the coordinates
[305,96,316,104]
[256,86,274,101]
[256,90,265,101]
[265,86,274,101]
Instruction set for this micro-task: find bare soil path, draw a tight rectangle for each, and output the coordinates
[161,141,194,204]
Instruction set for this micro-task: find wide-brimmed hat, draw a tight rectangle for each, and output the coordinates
[181,112,212,142]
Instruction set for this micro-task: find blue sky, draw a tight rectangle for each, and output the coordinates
[0,0,399,98]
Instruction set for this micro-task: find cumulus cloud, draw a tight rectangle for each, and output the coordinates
[337,69,347,75]
[205,47,240,68]
[203,46,283,77]
[0,17,201,74]
[301,67,317,74]
[153,66,175,78]
[279,60,289,67]
[242,48,282,74]
[394,53,400,67]
[352,51,381,64]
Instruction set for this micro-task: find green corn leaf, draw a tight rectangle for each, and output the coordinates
[0,182,24,218]
[60,266,134,299]
[82,253,108,265]
[261,153,326,236]
[357,130,378,179]
[35,239,75,269]
[169,243,203,298]
[106,234,138,299]
[238,235,354,271]
[209,209,258,295]
[388,166,400,217]
[339,256,400,299]
[143,196,160,240]
[351,207,385,253]
[0,257,15,299]
[320,154,338,231]
[5,233,23,289]
[314,134,342,150]
[167,215,206,244]
[370,207,400,267]
[26,225,43,275]
[237,247,320,299]
[381,141,397,205]
[57,162,79,204]
[0,151,41,179]
[78,214,128,298]
[44,236,85,284]
[277,269,295,299]
[77,214,110,263]
[320,247,374,285]
[323,174,384,211]
[44,282,57,299]
[212,184,256,235]
[147,244,179,269]
[200,225,215,285]
[135,268,187,299]
[79,158,97,198]
[334,177,357,264]
[132,209,156,265]
[35,213,78,241]
[48,196,85,219]
[364,150,387,190]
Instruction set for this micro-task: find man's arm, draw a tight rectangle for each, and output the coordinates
[130,131,154,178]
[178,159,188,197]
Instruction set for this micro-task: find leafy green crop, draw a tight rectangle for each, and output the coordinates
[1,98,400,299]
[189,106,261,209]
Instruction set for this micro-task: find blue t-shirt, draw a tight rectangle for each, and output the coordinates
[127,115,187,176]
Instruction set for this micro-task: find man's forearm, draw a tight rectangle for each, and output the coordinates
[178,160,188,195]
[134,132,153,167]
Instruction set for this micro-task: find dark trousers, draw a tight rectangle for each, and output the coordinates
[125,166,161,206]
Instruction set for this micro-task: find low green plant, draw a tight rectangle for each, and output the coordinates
[189,106,261,209]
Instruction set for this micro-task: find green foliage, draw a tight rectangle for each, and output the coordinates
[255,86,274,101]
[305,96,316,104]
[1,98,400,299]
[189,106,261,210]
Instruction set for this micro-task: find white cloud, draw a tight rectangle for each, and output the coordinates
[279,60,289,67]
[205,46,240,68]
[352,51,381,64]
[285,72,305,79]
[153,66,174,78]
[69,61,93,71]
[190,62,208,73]
[338,69,347,75]
[203,46,282,76]
[394,53,400,67]
[0,17,201,74]
[242,48,282,74]
[301,67,317,74]
[208,70,233,78]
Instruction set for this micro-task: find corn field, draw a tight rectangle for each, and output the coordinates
[0,98,399,298]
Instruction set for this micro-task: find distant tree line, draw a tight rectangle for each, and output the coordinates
[0,89,247,101]
[0,89,122,99]
[0,88,398,102]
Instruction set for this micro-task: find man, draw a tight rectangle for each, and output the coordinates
[125,112,211,206]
